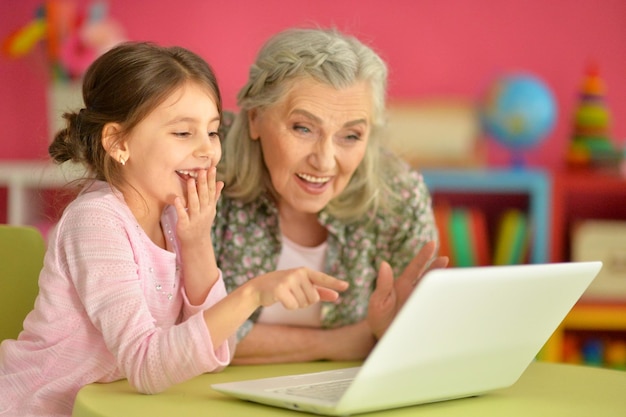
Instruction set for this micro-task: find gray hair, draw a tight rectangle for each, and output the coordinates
[220,27,398,221]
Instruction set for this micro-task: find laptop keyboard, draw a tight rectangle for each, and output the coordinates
[272,378,353,402]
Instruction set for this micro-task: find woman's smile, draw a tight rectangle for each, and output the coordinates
[296,172,332,192]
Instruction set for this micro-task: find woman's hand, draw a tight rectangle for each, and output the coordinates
[232,321,376,365]
[367,241,448,339]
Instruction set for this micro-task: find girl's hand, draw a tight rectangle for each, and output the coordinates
[247,268,349,310]
[203,269,348,354]
[367,241,448,339]
[173,167,224,305]
[174,167,224,246]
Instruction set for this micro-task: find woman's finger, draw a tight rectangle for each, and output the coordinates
[372,261,394,299]
[398,241,437,287]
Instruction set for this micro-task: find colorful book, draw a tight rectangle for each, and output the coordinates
[493,209,528,265]
[449,208,475,267]
[468,207,490,266]
[434,205,491,267]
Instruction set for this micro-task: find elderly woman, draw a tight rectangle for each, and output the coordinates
[213,27,447,364]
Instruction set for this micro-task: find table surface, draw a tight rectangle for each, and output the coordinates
[73,361,626,417]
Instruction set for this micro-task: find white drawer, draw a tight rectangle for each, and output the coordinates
[572,220,626,301]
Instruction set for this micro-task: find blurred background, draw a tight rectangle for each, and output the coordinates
[1,0,624,167]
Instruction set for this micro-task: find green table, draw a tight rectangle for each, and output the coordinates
[73,361,626,417]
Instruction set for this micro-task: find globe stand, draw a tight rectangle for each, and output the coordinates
[479,73,557,171]
[510,150,528,170]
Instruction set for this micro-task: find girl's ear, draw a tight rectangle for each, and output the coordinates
[101,122,129,163]
[247,108,261,141]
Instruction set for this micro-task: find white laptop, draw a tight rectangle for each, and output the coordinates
[212,261,602,416]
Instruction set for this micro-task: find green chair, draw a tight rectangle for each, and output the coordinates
[0,224,46,341]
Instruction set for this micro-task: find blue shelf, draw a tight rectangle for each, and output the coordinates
[422,169,551,264]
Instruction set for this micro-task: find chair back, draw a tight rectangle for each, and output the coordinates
[0,225,46,341]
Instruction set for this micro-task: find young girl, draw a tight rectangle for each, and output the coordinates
[0,42,347,417]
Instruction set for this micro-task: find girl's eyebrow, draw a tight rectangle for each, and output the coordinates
[164,115,221,126]
[164,116,196,126]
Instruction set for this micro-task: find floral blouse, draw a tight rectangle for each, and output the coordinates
[212,163,438,341]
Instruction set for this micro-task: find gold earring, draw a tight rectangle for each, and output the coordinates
[119,156,126,166]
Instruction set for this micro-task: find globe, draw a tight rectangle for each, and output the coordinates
[480,73,557,150]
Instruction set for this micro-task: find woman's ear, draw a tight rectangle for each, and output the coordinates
[247,108,261,141]
[101,122,129,164]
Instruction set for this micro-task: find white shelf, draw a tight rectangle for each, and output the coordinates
[0,161,85,225]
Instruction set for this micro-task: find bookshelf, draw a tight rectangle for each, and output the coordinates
[422,168,550,264]
[543,168,626,368]
[541,303,626,369]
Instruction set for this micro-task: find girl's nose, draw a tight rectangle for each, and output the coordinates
[195,136,215,159]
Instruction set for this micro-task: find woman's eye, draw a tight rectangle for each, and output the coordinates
[209,131,220,139]
[341,131,363,142]
[174,131,192,138]
[293,124,311,134]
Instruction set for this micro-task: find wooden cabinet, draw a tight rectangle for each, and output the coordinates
[544,169,626,368]
[541,303,626,369]
[550,169,626,263]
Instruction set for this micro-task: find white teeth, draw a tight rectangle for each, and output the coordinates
[176,170,199,178]
[297,173,330,183]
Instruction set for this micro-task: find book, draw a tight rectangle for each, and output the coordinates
[493,209,528,265]
[449,208,475,267]
[434,204,491,267]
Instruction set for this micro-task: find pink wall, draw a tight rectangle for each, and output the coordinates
[1,0,625,169]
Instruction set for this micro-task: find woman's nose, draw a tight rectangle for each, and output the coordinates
[310,136,336,170]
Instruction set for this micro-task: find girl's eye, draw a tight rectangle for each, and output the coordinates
[209,131,220,138]
[174,131,192,138]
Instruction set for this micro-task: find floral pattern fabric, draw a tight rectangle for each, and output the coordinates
[212,162,438,341]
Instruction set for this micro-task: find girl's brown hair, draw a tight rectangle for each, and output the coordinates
[49,41,222,192]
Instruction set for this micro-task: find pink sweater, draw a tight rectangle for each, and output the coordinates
[0,181,232,416]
